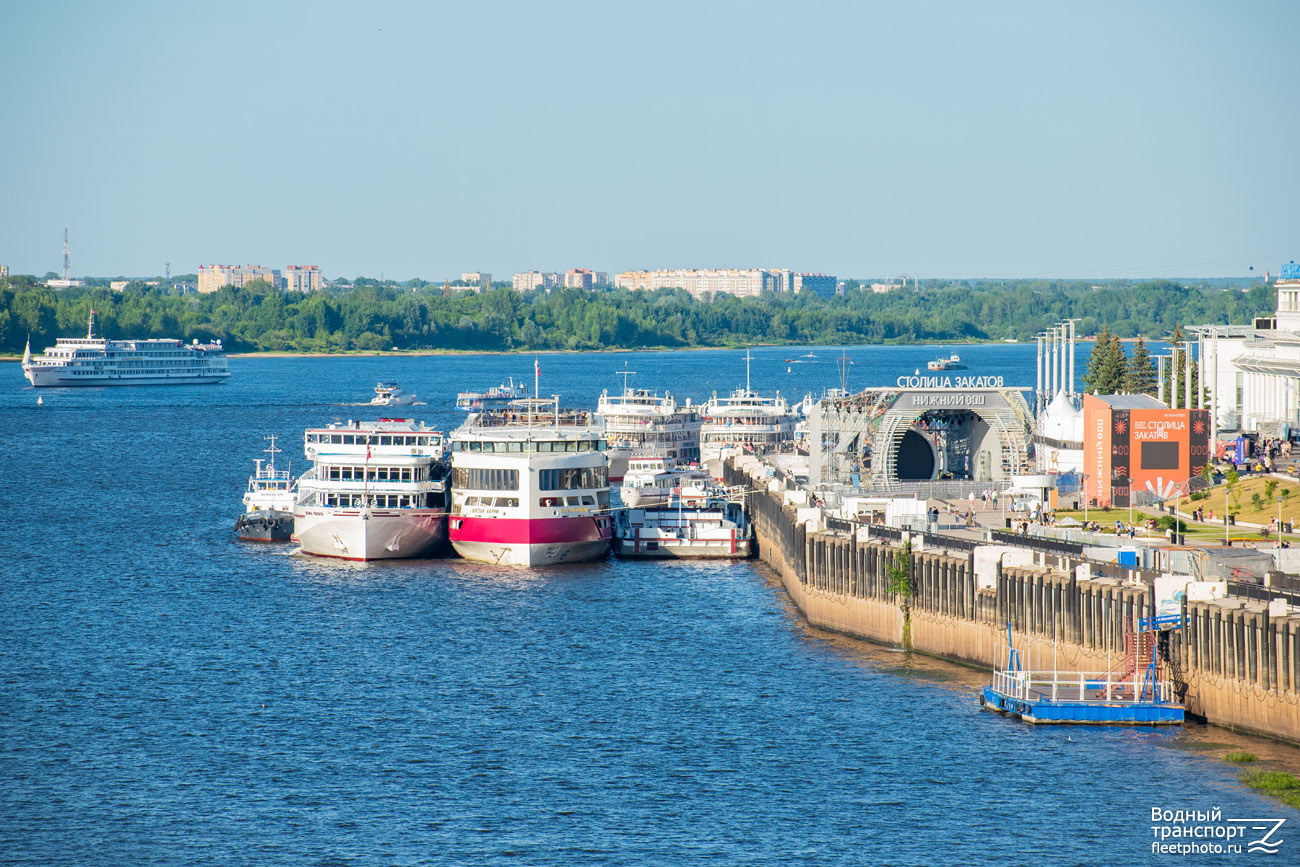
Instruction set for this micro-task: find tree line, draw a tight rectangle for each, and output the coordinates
[1082,324,1202,403]
[0,274,1275,355]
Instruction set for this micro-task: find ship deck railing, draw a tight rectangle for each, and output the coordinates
[990,669,1177,706]
[471,409,594,428]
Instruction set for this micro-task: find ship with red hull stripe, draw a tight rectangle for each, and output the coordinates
[449,397,612,567]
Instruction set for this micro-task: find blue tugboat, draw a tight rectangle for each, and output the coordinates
[980,619,1184,726]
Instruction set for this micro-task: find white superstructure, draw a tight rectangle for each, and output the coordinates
[294,419,450,561]
[699,351,797,476]
[597,369,702,481]
[455,378,528,412]
[449,398,612,567]
[618,456,712,509]
[22,310,229,387]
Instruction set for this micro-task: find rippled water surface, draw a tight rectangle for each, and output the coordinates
[2,345,1294,865]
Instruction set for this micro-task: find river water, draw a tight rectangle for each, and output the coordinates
[2,344,1295,865]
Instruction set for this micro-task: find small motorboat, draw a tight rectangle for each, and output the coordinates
[927,353,966,371]
[370,382,415,407]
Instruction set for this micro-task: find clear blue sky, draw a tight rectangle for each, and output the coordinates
[1,0,1296,282]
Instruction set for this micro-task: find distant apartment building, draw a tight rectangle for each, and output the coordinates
[791,273,837,297]
[284,265,322,293]
[563,268,609,289]
[614,268,836,299]
[198,264,280,294]
[46,278,85,288]
[870,282,904,293]
[0,265,8,278]
[513,271,558,291]
[615,269,765,297]
[461,272,492,289]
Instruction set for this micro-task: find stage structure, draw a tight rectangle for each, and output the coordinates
[809,374,1033,490]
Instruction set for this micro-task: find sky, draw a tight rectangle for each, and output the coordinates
[1,0,1296,282]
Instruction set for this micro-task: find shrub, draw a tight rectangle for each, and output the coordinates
[1241,770,1300,808]
[1225,752,1257,763]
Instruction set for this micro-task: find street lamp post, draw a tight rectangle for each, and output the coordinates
[1278,494,1285,568]
[1225,485,1230,546]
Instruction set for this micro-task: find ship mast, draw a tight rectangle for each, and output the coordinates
[745,348,753,394]
[264,434,281,475]
[87,309,96,339]
[616,362,636,397]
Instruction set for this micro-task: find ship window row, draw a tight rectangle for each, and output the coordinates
[316,493,432,508]
[539,495,597,507]
[309,433,438,446]
[462,496,520,508]
[451,439,606,453]
[325,465,421,481]
[452,467,520,491]
[538,466,608,491]
[703,432,785,443]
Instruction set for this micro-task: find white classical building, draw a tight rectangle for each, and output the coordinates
[1194,264,1300,439]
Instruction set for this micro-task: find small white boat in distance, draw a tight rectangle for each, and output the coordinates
[370,382,415,407]
[927,352,966,371]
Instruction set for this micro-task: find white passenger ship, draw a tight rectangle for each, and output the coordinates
[22,310,230,387]
[294,419,450,561]
[699,351,798,476]
[596,370,702,482]
[449,398,612,566]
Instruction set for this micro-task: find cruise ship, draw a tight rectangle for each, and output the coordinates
[699,351,798,476]
[22,310,230,387]
[293,419,451,561]
[596,371,702,481]
[449,398,612,566]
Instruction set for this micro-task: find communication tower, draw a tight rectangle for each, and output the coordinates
[62,227,71,280]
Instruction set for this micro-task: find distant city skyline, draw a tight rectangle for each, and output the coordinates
[1,2,1296,281]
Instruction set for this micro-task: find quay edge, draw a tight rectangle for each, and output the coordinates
[724,457,1300,746]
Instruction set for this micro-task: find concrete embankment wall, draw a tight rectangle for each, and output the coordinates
[733,462,1300,744]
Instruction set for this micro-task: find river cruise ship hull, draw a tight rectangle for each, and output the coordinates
[294,507,447,561]
[22,311,229,387]
[614,498,753,559]
[449,398,612,567]
[294,419,450,561]
[450,516,610,566]
[236,511,295,542]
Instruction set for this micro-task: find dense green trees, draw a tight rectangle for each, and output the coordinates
[1123,336,1158,395]
[0,274,1274,355]
[1083,327,1128,394]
